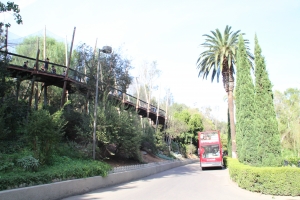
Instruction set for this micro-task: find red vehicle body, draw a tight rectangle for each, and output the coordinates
[198,130,223,169]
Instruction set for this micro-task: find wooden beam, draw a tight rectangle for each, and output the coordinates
[61,27,76,108]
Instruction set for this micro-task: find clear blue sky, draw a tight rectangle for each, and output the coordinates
[2,0,300,121]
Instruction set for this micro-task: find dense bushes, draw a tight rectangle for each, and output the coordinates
[183,144,196,156]
[141,126,157,154]
[0,158,111,191]
[94,104,143,161]
[227,157,300,196]
[24,109,66,165]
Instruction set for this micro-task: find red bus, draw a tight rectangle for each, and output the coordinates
[198,130,223,169]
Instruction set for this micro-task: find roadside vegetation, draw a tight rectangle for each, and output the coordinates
[1,2,300,195]
[226,157,300,196]
[0,2,224,191]
[197,26,300,195]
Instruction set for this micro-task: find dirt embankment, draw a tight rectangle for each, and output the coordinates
[104,151,198,167]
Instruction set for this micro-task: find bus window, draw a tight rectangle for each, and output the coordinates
[202,145,220,158]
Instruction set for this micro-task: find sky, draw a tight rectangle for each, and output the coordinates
[1,0,300,121]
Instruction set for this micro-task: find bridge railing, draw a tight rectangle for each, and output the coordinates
[1,50,91,83]
[1,51,166,117]
[2,50,66,74]
[107,87,166,117]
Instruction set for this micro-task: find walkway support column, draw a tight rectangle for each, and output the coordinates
[43,84,48,107]
[34,83,38,110]
[16,78,21,103]
[61,27,76,108]
[28,46,40,109]
[163,90,169,131]
[135,77,140,112]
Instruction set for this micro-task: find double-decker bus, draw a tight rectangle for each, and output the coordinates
[198,130,223,169]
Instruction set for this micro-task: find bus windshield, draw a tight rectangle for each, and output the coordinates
[201,144,220,158]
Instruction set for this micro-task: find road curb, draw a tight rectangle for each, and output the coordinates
[0,159,197,200]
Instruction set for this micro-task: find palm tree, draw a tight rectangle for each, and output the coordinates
[196,25,253,158]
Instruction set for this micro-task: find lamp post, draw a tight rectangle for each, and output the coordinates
[93,46,112,160]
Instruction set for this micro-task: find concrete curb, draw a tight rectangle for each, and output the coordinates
[0,159,197,200]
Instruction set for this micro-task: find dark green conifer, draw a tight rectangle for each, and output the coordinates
[235,35,257,164]
[254,35,281,166]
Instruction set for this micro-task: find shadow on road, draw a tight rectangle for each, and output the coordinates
[201,166,226,171]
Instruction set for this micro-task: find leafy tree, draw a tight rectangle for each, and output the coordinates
[254,36,281,166]
[91,100,143,161]
[0,104,10,139]
[0,1,22,49]
[196,25,254,158]
[14,36,66,67]
[173,110,192,145]
[220,131,228,155]
[11,36,66,110]
[154,128,167,153]
[166,117,188,151]
[0,2,24,137]
[116,109,143,161]
[62,107,91,142]
[0,1,22,28]
[188,113,204,145]
[136,61,160,112]
[274,88,300,157]
[72,44,133,112]
[235,35,256,165]
[174,109,191,124]
[141,120,157,153]
[109,50,132,94]
[168,103,188,116]
[24,109,66,165]
[0,1,22,100]
[169,108,205,155]
[202,118,216,131]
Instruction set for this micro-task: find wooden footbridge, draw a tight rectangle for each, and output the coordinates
[2,51,166,126]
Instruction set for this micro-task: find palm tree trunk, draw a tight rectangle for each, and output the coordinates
[223,60,237,158]
[228,66,237,158]
[228,89,236,158]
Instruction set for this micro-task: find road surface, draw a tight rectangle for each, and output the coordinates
[64,162,300,200]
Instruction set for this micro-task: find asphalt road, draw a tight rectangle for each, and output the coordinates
[64,162,300,200]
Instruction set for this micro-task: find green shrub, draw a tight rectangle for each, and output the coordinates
[115,110,142,161]
[63,109,92,143]
[0,161,14,172]
[0,105,10,139]
[0,149,35,172]
[155,128,168,153]
[223,156,228,168]
[183,144,196,157]
[171,141,179,152]
[283,157,300,167]
[24,109,66,165]
[17,155,39,171]
[141,134,156,153]
[0,158,112,191]
[227,158,300,196]
[55,141,87,159]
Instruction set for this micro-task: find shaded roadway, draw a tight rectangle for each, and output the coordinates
[63,162,300,200]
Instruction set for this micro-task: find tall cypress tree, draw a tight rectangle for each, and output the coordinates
[235,35,257,164]
[254,35,281,166]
